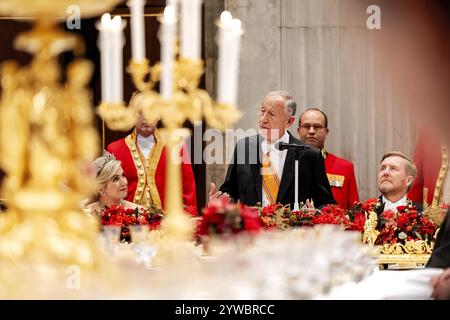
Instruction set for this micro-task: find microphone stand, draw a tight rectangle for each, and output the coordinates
[275,141,309,211]
[293,148,300,211]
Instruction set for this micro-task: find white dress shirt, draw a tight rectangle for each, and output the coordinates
[137,134,155,159]
[382,195,408,212]
[261,131,290,207]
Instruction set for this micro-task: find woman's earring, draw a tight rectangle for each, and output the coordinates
[100,191,105,196]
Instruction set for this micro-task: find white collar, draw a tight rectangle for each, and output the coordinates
[137,134,155,146]
[261,131,289,154]
[382,195,408,211]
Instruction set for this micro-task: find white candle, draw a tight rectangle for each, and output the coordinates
[217,11,242,106]
[160,5,177,100]
[181,0,203,60]
[228,18,242,107]
[167,0,179,12]
[110,15,126,104]
[98,14,126,104]
[98,13,112,103]
[128,0,146,61]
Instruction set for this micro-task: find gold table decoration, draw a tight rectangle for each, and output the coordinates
[362,210,434,269]
[0,0,122,298]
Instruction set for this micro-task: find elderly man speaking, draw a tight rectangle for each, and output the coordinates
[209,90,335,209]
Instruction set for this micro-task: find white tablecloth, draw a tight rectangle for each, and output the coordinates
[317,267,443,299]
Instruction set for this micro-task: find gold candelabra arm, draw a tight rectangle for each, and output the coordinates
[175,58,204,93]
[97,102,137,132]
[127,59,155,92]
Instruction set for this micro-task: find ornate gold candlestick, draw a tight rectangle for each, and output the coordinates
[0,0,121,298]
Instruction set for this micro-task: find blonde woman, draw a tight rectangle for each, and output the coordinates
[86,151,139,217]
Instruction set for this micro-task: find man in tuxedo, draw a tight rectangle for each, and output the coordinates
[377,151,420,212]
[297,108,359,209]
[209,90,335,208]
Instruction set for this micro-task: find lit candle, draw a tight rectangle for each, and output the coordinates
[167,0,179,12]
[98,13,112,103]
[98,14,126,104]
[181,0,203,60]
[110,15,126,104]
[217,11,242,106]
[128,0,146,62]
[160,5,177,100]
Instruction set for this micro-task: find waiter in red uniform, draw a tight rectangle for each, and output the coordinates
[107,111,197,211]
[297,108,359,209]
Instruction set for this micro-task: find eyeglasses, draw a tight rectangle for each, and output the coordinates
[299,124,326,131]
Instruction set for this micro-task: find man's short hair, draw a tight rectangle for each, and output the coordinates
[299,108,328,128]
[266,90,297,116]
[381,151,417,190]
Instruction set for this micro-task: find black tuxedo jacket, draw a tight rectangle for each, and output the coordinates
[219,132,335,209]
[427,210,450,268]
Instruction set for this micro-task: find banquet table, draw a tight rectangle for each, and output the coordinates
[316,267,443,299]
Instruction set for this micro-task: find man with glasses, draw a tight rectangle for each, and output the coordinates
[297,108,359,209]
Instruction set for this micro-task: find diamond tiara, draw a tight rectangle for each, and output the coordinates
[95,150,117,177]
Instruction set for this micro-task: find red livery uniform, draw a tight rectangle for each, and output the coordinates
[323,150,359,209]
[107,129,197,211]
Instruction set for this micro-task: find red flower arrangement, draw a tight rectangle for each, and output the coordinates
[374,203,437,245]
[196,198,262,237]
[101,205,163,242]
[256,198,438,247]
[258,203,315,230]
[349,199,439,245]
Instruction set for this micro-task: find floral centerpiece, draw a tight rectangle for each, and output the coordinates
[257,199,439,268]
[101,205,164,242]
[351,199,439,268]
[257,203,365,231]
[196,198,262,243]
[350,199,438,245]
[259,203,311,230]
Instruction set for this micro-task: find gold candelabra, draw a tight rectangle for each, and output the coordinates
[0,0,122,298]
[98,57,241,245]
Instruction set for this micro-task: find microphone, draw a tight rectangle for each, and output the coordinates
[274,141,310,151]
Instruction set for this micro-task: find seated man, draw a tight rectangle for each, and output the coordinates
[210,90,335,209]
[377,151,420,212]
[297,108,359,209]
[107,111,197,211]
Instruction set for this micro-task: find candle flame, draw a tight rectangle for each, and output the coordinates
[101,13,111,26]
[164,5,176,23]
[111,15,122,28]
[220,11,233,26]
[231,19,242,32]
